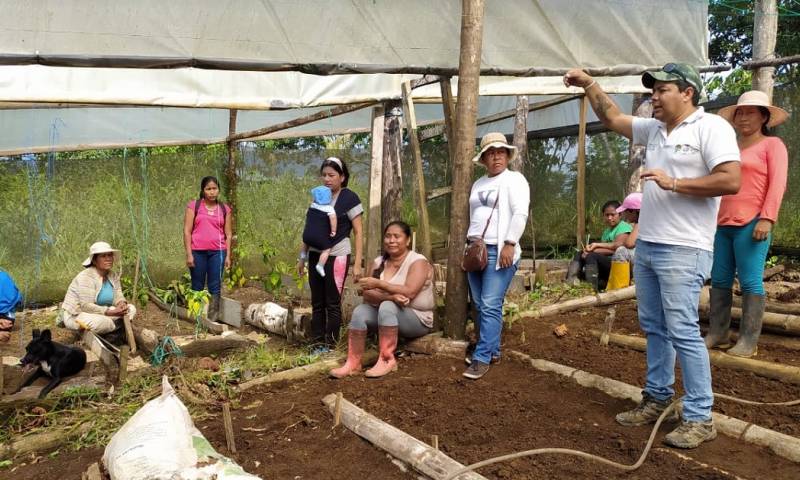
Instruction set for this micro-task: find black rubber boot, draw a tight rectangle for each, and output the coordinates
[704,287,732,349]
[208,294,221,322]
[728,293,765,358]
[566,260,582,285]
[585,263,599,292]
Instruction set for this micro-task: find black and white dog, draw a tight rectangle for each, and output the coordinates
[17,329,87,398]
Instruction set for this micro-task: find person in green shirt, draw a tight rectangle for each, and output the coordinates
[566,200,633,291]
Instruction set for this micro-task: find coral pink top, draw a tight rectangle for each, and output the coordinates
[717,136,788,226]
[187,200,229,250]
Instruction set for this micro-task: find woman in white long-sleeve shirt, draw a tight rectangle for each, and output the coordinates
[463,132,530,380]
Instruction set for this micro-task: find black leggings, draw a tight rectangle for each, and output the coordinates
[308,252,350,346]
[572,251,613,290]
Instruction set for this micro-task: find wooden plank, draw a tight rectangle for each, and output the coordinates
[322,393,488,480]
[576,95,588,249]
[227,102,374,142]
[367,105,386,262]
[401,80,432,260]
[223,402,236,453]
[82,331,119,373]
[443,0,485,340]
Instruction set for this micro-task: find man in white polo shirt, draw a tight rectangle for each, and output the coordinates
[564,63,740,448]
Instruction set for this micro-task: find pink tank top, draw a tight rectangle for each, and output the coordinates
[188,200,229,251]
[378,251,435,328]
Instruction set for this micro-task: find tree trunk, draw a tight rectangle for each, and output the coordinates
[443,0,486,339]
[225,109,239,264]
[367,105,386,262]
[382,101,403,227]
[401,81,432,260]
[752,0,778,99]
[576,96,588,248]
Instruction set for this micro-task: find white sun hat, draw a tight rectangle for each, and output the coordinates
[82,241,121,267]
[718,90,789,128]
[471,132,519,164]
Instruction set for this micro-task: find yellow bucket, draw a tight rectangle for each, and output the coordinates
[607,261,631,290]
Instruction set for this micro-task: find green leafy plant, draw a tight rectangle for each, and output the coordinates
[765,255,779,269]
[184,289,210,319]
[224,243,248,289]
[121,274,149,307]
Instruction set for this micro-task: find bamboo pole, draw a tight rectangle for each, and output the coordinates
[322,393,488,480]
[367,105,386,262]
[576,95,588,248]
[591,330,800,385]
[223,402,237,453]
[227,102,373,142]
[439,78,457,164]
[402,81,433,260]
[444,0,485,339]
[518,285,637,319]
[751,0,778,99]
[508,350,800,464]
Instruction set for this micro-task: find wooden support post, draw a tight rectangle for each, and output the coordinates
[367,105,386,262]
[439,77,457,164]
[511,95,528,171]
[752,0,778,99]
[443,0,486,339]
[534,262,547,287]
[401,81,433,260]
[627,95,652,193]
[117,345,129,385]
[225,109,239,266]
[125,255,138,354]
[576,96,588,249]
[223,402,236,453]
[382,101,403,226]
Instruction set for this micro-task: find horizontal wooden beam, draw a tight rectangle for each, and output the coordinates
[227,102,375,142]
[742,54,800,69]
[409,75,442,89]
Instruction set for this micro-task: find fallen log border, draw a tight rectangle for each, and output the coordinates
[237,351,378,392]
[590,330,800,385]
[322,393,488,480]
[518,286,637,319]
[507,349,800,464]
[148,291,228,334]
[0,422,92,460]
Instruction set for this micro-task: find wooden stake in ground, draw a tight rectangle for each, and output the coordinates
[117,345,130,385]
[334,391,343,428]
[444,0,486,339]
[126,255,139,354]
[223,402,236,453]
[431,434,439,450]
[599,306,616,347]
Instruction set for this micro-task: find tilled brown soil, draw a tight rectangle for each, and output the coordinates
[506,301,800,437]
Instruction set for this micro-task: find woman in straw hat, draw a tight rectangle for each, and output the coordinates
[59,241,136,335]
[705,90,790,357]
[462,132,530,380]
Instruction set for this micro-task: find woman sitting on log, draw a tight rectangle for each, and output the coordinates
[59,241,136,336]
[705,91,789,358]
[330,221,435,379]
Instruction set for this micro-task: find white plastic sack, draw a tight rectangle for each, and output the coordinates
[245,302,288,334]
[103,375,261,480]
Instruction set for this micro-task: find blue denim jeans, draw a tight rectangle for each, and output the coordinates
[634,240,713,421]
[190,250,226,295]
[711,217,771,295]
[467,245,518,364]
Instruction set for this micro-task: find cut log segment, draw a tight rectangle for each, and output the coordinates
[519,286,636,319]
[508,350,800,464]
[733,295,800,316]
[405,333,468,359]
[698,295,800,337]
[589,330,800,385]
[0,376,106,409]
[0,422,92,460]
[322,393,488,480]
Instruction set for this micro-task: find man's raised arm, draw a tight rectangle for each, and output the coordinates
[563,69,634,140]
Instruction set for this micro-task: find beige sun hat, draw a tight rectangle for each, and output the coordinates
[718,90,789,128]
[82,241,121,267]
[471,132,518,164]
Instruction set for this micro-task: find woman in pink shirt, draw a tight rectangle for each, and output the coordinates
[183,176,233,321]
[705,91,789,358]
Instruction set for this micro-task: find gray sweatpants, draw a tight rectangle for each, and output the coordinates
[349,301,432,339]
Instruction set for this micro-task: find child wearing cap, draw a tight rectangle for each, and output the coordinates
[608,192,643,290]
[301,185,338,277]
